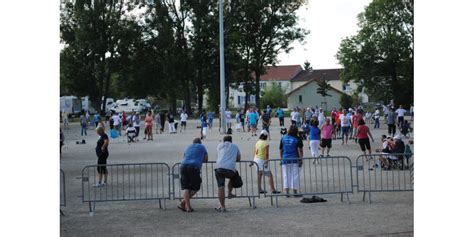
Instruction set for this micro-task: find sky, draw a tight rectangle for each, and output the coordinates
[277,0,372,69]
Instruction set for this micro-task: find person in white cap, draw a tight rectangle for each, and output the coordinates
[253,130,279,194]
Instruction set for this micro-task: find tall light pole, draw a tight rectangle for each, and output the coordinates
[219,0,226,134]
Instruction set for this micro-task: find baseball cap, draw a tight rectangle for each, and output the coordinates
[260,130,269,136]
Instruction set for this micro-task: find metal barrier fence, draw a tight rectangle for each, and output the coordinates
[80,163,170,215]
[171,160,260,208]
[60,169,66,216]
[263,156,354,207]
[355,153,414,203]
[60,169,66,207]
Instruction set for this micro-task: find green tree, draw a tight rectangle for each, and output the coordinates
[234,0,309,109]
[260,82,288,108]
[60,0,137,113]
[339,93,353,109]
[336,0,413,105]
[316,79,332,106]
[303,60,312,70]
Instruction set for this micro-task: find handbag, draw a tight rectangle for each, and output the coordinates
[232,171,243,188]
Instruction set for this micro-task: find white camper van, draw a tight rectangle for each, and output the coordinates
[111,98,137,113]
[60,96,82,117]
[101,97,115,113]
[81,96,97,113]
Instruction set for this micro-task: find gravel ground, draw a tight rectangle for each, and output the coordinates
[60,117,413,236]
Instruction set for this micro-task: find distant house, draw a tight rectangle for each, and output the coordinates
[228,65,302,108]
[286,79,345,111]
[290,68,368,103]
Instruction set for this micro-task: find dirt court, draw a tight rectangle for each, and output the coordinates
[60,117,413,237]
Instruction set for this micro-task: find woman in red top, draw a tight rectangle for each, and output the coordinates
[355,119,375,160]
[145,111,154,141]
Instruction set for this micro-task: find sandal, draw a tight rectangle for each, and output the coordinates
[186,208,194,213]
[228,193,237,199]
[177,205,186,212]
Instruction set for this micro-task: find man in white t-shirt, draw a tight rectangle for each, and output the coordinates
[225,109,232,129]
[180,111,188,132]
[112,112,121,135]
[395,105,406,128]
[339,109,351,145]
[290,109,297,126]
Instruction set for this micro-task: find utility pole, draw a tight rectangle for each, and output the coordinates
[219,0,226,134]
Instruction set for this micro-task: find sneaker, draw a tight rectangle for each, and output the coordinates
[326,154,330,157]
[214,207,226,212]
[93,183,103,188]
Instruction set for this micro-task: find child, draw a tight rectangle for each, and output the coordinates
[126,124,137,143]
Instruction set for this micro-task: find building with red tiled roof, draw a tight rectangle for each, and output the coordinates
[229,65,302,108]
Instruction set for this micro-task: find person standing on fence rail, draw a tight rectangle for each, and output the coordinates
[214,135,241,212]
[178,137,209,213]
[355,119,375,161]
[253,130,280,194]
[280,125,304,198]
[94,126,109,187]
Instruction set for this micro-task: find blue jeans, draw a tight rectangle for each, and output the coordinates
[81,125,87,136]
[374,118,380,128]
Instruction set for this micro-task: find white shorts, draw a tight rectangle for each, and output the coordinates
[253,157,268,172]
[282,163,300,189]
[309,140,320,157]
[202,127,208,136]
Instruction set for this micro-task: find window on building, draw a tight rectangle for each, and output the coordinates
[343,83,352,92]
[278,82,282,88]
[299,95,303,103]
[260,82,266,90]
[237,95,241,105]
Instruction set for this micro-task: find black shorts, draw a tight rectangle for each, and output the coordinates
[320,138,332,148]
[358,138,371,151]
[180,165,202,191]
[181,121,187,126]
[214,168,236,188]
[97,152,109,174]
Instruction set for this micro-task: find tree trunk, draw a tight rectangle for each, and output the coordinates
[197,69,204,113]
[255,71,261,109]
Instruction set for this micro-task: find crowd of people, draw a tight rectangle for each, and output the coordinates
[61,102,413,211]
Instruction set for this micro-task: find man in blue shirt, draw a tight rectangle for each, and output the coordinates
[248,108,258,136]
[207,111,214,129]
[178,138,208,212]
[279,125,303,197]
[276,107,284,127]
